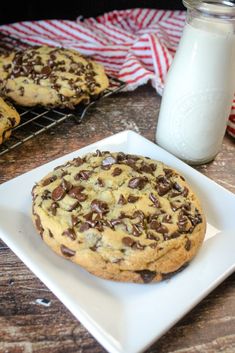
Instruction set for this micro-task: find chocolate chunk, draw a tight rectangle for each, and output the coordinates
[116,152,126,162]
[60,244,76,257]
[42,175,57,186]
[97,178,105,187]
[67,201,81,212]
[132,224,142,237]
[128,195,139,203]
[91,199,109,214]
[41,66,52,75]
[51,185,66,201]
[41,190,51,200]
[135,270,156,283]
[182,187,189,197]
[118,194,127,205]
[122,236,135,247]
[162,214,172,223]
[110,219,122,227]
[74,170,92,180]
[156,176,172,196]
[128,176,148,190]
[61,178,72,192]
[149,193,160,208]
[79,222,90,232]
[62,228,76,240]
[133,210,145,221]
[139,163,154,174]
[168,231,181,239]
[112,167,122,176]
[50,202,59,216]
[68,186,87,201]
[93,149,102,156]
[185,237,191,251]
[177,213,190,232]
[149,220,169,234]
[132,242,145,250]
[72,157,83,166]
[71,215,80,226]
[163,168,174,177]
[102,156,117,169]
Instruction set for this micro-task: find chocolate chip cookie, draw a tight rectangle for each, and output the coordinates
[0,96,20,144]
[0,46,109,108]
[32,151,206,283]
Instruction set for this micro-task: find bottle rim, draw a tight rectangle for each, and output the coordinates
[183,0,235,17]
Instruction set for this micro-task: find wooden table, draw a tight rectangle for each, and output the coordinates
[0,85,234,353]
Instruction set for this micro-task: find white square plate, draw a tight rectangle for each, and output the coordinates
[0,130,235,353]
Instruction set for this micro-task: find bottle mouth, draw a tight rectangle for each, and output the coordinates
[183,0,235,17]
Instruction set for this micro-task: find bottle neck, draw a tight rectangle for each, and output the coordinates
[186,7,235,35]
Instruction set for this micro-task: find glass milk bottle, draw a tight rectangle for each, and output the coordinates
[156,0,235,165]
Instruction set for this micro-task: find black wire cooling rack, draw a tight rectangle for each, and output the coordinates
[0,77,126,156]
[0,35,126,156]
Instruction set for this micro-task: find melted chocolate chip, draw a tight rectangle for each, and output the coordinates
[132,224,142,236]
[139,163,154,174]
[156,176,172,196]
[91,199,109,214]
[51,185,66,201]
[127,195,139,203]
[79,222,90,232]
[74,170,92,180]
[62,228,76,240]
[41,190,51,200]
[132,242,145,250]
[149,220,169,234]
[72,157,84,166]
[149,193,160,208]
[50,202,59,216]
[185,237,191,251]
[68,186,87,201]
[67,199,81,211]
[122,236,135,247]
[112,167,122,176]
[163,168,174,177]
[41,66,52,75]
[97,178,104,187]
[102,156,117,169]
[42,175,57,186]
[128,177,148,190]
[61,178,72,192]
[135,270,156,283]
[60,244,76,257]
[71,215,80,226]
[118,194,127,205]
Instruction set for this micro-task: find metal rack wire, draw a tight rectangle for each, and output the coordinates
[0,76,126,156]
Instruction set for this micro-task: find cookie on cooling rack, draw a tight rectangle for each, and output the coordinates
[0,96,20,144]
[0,46,109,108]
[32,151,206,283]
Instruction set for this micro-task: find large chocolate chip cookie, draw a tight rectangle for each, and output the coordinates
[0,46,109,108]
[32,151,206,283]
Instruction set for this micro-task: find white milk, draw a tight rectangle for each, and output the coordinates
[156,19,235,164]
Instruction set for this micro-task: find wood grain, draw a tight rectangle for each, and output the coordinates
[0,85,234,353]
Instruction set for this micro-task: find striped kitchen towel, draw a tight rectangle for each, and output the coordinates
[0,8,234,137]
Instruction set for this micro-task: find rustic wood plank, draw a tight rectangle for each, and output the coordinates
[0,85,234,353]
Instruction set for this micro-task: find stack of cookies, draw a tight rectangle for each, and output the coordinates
[32,150,206,283]
[0,46,109,144]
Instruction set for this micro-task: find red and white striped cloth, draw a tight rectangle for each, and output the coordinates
[0,8,234,137]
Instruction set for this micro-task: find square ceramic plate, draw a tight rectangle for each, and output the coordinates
[0,130,235,353]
